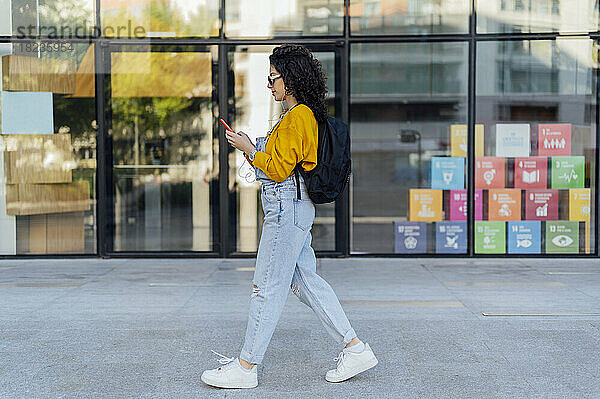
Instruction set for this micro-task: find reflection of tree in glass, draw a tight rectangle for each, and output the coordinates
[102,0,218,37]
[38,0,94,63]
[108,48,214,189]
[111,96,212,168]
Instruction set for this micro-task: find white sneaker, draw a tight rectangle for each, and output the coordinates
[325,342,378,383]
[201,350,258,389]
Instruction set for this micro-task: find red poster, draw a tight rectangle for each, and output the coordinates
[525,189,559,220]
[538,124,571,156]
[475,157,505,189]
[514,157,547,189]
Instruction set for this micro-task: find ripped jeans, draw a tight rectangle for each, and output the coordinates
[239,173,357,365]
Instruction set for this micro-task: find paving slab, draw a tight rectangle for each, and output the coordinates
[0,257,598,398]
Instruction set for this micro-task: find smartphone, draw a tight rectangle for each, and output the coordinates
[219,118,234,132]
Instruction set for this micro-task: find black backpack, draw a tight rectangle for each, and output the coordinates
[293,116,351,204]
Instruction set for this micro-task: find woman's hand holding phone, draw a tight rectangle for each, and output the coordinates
[222,119,255,154]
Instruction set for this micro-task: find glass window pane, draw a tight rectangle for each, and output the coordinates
[3,0,95,37]
[228,46,337,253]
[1,0,10,35]
[225,0,344,38]
[477,0,599,33]
[475,39,597,255]
[350,0,470,35]
[350,42,469,254]
[110,45,217,251]
[101,0,220,38]
[0,41,97,254]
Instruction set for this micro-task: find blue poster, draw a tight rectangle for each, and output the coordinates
[394,222,427,253]
[507,221,541,254]
[435,222,467,254]
[431,157,465,190]
[1,91,54,134]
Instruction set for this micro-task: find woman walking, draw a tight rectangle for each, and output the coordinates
[201,44,377,389]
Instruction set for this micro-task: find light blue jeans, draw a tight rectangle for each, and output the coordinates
[240,173,357,365]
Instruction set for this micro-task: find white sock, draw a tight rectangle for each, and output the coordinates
[346,340,365,353]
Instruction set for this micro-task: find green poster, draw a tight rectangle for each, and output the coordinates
[551,156,585,188]
[546,221,579,253]
[475,221,506,254]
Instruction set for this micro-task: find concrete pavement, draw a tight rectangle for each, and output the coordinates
[0,257,599,398]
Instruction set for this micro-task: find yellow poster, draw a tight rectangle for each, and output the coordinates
[450,124,484,157]
[450,125,467,157]
[585,221,590,254]
[409,189,442,222]
[475,124,484,157]
[569,188,591,221]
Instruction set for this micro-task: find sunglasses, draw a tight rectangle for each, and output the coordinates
[267,74,282,86]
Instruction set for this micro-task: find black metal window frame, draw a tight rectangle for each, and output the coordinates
[0,0,598,258]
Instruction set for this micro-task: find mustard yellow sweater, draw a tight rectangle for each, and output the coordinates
[246,104,318,182]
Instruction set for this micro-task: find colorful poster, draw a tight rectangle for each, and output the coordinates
[409,189,443,222]
[569,188,591,222]
[495,124,530,157]
[436,222,467,253]
[450,125,467,157]
[507,221,541,254]
[514,157,547,189]
[551,156,585,189]
[431,157,464,190]
[475,124,484,157]
[525,190,558,220]
[0,91,54,134]
[449,190,483,221]
[488,189,521,221]
[474,190,483,221]
[450,124,485,157]
[538,124,571,156]
[394,222,427,253]
[475,221,506,254]
[475,157,505,188]
[546,221,579,254]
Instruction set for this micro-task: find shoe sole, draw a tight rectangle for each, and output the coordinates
[201,374,258,389]
[325,356,378,383]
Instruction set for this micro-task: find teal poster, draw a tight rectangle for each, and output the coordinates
[546,221,579,254]
[551,156,584,188]
[431,157,465,190]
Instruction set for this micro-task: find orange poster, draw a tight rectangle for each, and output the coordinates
[409,189,443,222]
[569,188,591,221]
[489,189,521,221]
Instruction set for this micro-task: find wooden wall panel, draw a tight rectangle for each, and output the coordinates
[28,214,47,253]
[47,212,84,253]
[5,180,90,215]
[2,54,76,93]
[23,212,85,254]
[2,134,73,184]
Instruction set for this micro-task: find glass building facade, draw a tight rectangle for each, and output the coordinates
[0,0,597,257]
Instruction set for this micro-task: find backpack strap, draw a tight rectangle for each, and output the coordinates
[294,166,301,200]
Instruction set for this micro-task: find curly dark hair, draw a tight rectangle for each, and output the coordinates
[269,44,328,123]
